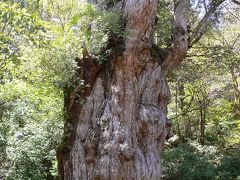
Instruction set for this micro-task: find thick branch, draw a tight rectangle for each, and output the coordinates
[161,0,189,73]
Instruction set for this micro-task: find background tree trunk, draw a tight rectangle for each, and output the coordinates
[199,102,205,145]
[230,67,240,119]
[57,0,189,179]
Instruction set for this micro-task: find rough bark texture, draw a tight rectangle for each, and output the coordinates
[57,0,189,179]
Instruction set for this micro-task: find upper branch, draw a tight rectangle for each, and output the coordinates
[189,0,226,47]
[161,0,189,73]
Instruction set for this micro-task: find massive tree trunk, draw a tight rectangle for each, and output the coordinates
[57,0,189,179]
[57,0,227,178]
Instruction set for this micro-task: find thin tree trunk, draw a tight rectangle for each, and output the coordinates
[178,82,191,140]
[175,83,182,140]
[230,68,240,119]
[57,0,189,179]
[199,104,205,145]
[199,97,207,146]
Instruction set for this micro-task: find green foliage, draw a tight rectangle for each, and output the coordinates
[0,0,68,179]
[154,1,173,47]
[164,4,240,179]
[217,150,240,179]
[89,10,123,55]
[167,5,240,145]
[162,143,216,180]
[0,74,64,179]
[162,141,240,180]
[71,5,123,56]
[0,0,45,84]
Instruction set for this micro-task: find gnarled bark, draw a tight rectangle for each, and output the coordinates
[57,0,188,179]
